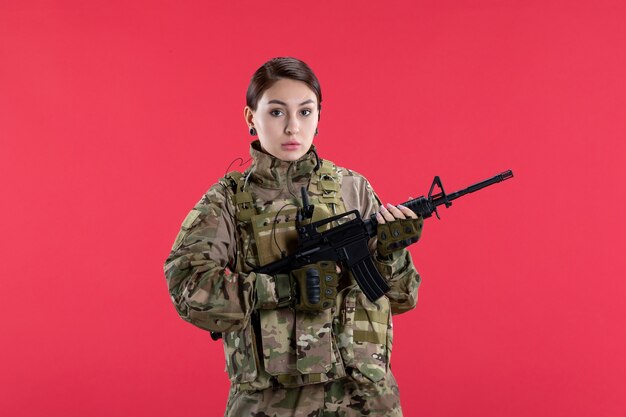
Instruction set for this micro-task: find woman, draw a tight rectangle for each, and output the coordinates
[164,57,423,416]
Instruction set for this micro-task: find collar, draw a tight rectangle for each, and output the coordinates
[247,140,320,189]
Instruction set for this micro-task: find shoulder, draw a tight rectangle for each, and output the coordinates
[321,159,380,214]
[190,172,240,219]
[321,159,371,187]
[328,161,376,195]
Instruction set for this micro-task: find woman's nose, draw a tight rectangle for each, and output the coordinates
[285,117,300,135]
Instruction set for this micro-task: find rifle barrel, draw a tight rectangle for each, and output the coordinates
[365,170,514,235]
[433,170,514,206]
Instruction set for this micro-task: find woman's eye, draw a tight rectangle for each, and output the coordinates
[270,109,284,117]
[301,109,312,116]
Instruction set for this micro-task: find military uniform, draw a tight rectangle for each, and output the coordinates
[164,141,421,416]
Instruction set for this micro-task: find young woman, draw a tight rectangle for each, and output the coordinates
[164,57,423,416]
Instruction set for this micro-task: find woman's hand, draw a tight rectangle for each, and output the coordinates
[375,201,423,257]
[375,202,418,223]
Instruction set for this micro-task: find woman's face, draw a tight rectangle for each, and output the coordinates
[245,78,319,162]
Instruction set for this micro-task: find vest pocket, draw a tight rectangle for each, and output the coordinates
[259,308,297,375]
[259,308,334,376]
[337,287,391,383]
[223,323,259,383]
[295,309,333,374]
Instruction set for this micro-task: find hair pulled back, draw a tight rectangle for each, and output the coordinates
[246,57,322,112]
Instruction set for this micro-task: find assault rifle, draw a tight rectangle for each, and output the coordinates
[255,170,514,303]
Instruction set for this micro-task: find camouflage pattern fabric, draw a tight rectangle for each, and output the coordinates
[225,368,403,416]
[164,140,421,415]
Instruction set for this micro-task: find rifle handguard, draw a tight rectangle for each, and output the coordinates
[377,217,424,257]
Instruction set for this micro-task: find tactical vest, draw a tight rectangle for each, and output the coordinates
[220,160,393,390]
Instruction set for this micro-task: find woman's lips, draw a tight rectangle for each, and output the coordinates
[281,142,301,150]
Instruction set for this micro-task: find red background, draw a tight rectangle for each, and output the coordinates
[1,1,625,416]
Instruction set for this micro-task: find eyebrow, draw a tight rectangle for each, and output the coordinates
[267,99,315,106]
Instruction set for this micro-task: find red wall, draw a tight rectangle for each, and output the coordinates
[1,1,625,416]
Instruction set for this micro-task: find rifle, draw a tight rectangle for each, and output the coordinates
[254,170,514,303]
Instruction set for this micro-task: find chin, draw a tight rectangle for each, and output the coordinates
[280,153,304,162]
[274,148,307,162]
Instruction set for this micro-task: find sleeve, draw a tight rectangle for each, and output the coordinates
[358,177,422,316]
[163,181,283,334]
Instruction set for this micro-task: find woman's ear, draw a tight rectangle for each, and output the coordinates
[244,106,254,126]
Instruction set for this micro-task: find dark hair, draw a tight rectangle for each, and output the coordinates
[246,57,322,112]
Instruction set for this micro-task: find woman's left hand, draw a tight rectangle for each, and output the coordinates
[375,203,418,224]
[375,202,423,257]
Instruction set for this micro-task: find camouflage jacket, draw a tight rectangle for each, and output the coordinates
[164,141,421,390]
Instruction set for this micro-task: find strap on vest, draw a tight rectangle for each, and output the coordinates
[274,273,293,308]
[237,372,327,391]
[225,171,257,221]
[316,160,343,205]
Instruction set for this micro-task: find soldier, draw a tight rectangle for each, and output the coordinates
[164,57,423,416]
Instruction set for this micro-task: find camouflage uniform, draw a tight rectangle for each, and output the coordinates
[164,141,421,416]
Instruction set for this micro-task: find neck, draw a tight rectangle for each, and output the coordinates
[247,140,319,189]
